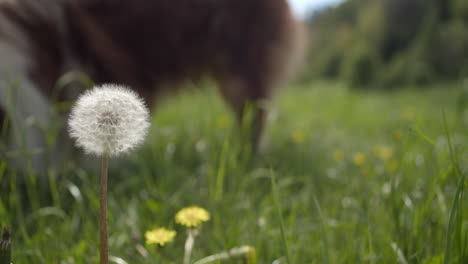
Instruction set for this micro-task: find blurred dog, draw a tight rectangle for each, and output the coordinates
[0,0,304,169]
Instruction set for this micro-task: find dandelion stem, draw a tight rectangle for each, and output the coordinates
[100,153,109,264]
[183,229,196,264]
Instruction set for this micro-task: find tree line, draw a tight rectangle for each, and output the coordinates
[303,0,468,88]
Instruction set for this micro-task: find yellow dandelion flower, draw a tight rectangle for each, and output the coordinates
[145,227,176,246]
[386,160,400,173]
[352,152,366,166]
[332,149,345,162]
[291,131,305,144]
[373,145,393,161]
[175,206,210,228]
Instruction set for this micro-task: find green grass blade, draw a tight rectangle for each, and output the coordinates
[442,111,465,264]
[313,196,330,264]
[214,138,229,201]
[270,169,292,264]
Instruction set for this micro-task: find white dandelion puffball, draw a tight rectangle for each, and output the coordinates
[68,84,150,157]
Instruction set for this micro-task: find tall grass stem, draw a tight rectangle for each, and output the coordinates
[442,111,465,264]
[312,196,330,264]
[270,169,291,264]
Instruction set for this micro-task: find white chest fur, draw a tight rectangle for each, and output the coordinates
[0,23,52,170]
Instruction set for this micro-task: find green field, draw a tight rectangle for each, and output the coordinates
[1,81,467,263]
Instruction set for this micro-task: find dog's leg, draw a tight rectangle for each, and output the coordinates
[215,74,269,152]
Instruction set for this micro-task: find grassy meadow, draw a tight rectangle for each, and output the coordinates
[0,81,467,263]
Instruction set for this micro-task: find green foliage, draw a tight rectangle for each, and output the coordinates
[429,21,468,78]
[312,48,344,79]
[355,0,385,46]
[452,0,468,22]
[305,0,468,88]
[380,0,429,59]
[303,23,354,81]
[342,44,381,88]
[381,52,434,88]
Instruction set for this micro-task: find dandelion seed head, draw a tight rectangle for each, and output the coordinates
[145,227,176,246]
[175,206,210,228]
[68,84,150,157]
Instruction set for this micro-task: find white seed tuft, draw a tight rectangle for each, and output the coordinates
[68,84,150,157]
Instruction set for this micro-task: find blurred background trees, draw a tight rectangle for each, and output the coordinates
[302,0,468,89]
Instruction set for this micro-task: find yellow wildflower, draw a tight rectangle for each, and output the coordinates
[386,160,400,173]
[145,227,176,246]
[175,206,210,228]
[332,149,345,162]
[291,131,306,144]
[352,152,366,166]
[373,145,393,161]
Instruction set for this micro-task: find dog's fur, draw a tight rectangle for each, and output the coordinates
[0,0,304,168]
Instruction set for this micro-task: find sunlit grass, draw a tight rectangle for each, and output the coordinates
[0,81,467,263]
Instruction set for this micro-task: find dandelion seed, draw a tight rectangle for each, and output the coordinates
[68,84,150,157]
[145,228,177,246]
[175,206,210,228]
[382,182,392,195]
[341,196,356,208]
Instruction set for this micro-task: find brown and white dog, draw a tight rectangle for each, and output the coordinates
[0,0,304,169]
